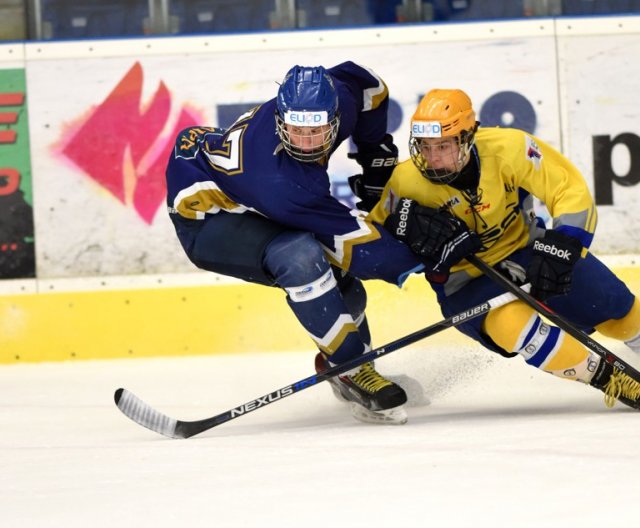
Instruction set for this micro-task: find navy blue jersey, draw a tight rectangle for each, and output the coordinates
[166,62,424,285]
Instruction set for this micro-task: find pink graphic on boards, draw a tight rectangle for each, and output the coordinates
[61,62,204,224]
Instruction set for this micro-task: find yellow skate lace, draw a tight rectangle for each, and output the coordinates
[350,363,393,394]
[603,368,640,408]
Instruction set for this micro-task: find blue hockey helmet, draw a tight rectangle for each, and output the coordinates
[275,65,340,162]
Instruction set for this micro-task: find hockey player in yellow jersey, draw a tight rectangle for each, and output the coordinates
[372,88,640,409]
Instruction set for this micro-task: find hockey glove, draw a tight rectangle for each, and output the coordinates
[526,230,582,301]
[348,134,398,211]
[424,229,483,283]
[384,197,466,258]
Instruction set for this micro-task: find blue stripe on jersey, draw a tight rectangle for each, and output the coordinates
[525,325,562,368]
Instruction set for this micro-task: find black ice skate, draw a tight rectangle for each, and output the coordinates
[315,352,408,424]
[589,360,640,410]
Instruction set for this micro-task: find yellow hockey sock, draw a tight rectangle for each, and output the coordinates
[483,301,598,382]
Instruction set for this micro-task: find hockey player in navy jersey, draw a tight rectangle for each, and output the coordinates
[166,63,476,424]
[375,88,640,409]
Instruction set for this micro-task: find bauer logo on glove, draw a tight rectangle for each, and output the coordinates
[347,134,399,211]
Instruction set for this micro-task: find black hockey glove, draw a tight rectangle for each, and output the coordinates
[384,197,481,284]
[348,134,398,211]
[384,197,465,258]
[424,228,483,283]
[526,230,582,301]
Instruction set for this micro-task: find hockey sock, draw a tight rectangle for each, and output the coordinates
[484,301,598,382]
[284,268,366,364]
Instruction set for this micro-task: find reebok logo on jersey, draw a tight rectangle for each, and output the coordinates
[533,240,573,260]
[394,198,413,236]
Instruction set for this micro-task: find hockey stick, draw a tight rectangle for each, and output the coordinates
[114,289,517,439]
[467,254,640,383]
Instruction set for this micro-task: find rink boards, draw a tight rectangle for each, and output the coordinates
[1,258,638,364]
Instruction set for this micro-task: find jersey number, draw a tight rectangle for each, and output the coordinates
[205,127,245,175]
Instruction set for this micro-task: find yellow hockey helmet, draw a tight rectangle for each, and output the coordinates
[412,89,476,137]
[409,89,478,184]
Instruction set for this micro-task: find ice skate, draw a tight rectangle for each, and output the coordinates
[315,352,408,424]
[589,360,640,410]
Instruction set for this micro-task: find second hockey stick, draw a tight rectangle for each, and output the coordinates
[467,254,640,387]
[114,288,518,439]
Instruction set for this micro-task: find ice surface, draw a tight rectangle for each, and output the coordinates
[1,341,639,528]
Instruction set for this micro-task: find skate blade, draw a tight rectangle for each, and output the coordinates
[349,402,408,425]
[329,383,349,403]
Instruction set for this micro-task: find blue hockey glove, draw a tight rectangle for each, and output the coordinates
[348,134,398,211]
[527,230,582,301]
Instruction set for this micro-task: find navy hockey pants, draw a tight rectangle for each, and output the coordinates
[170,211,370,363]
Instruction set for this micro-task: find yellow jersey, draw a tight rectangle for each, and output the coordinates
[368,127,597,294]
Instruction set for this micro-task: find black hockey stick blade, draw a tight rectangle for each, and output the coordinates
[468,254,640,384]
[114,289,517,439]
